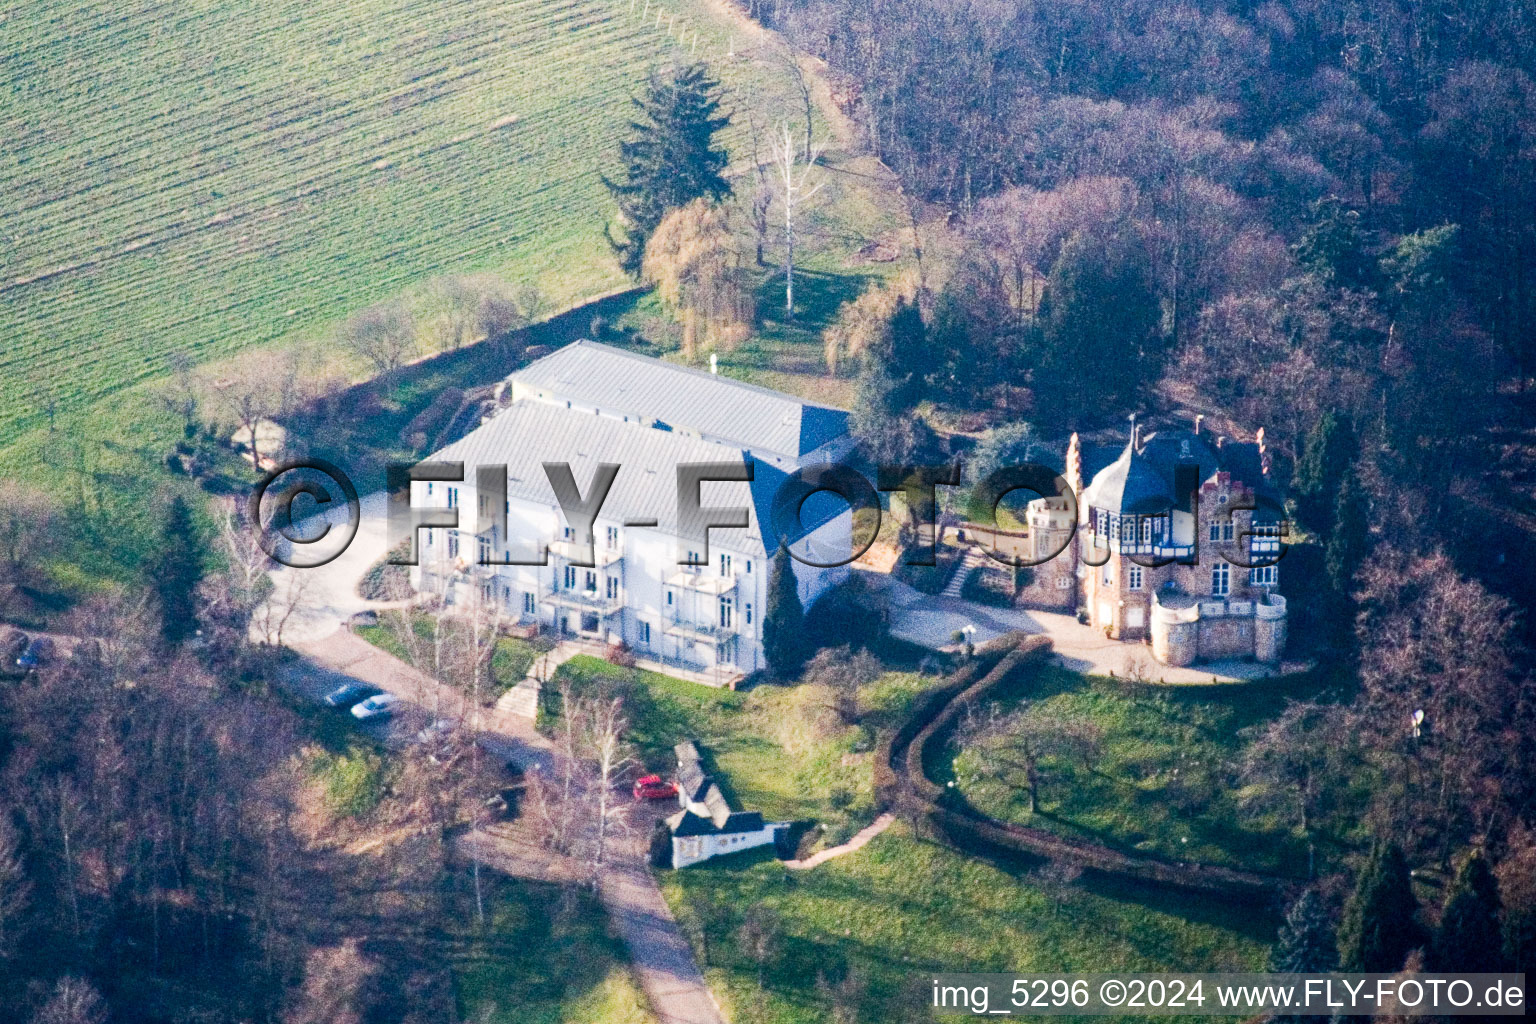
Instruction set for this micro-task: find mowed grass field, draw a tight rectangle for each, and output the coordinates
[0,0,835,454]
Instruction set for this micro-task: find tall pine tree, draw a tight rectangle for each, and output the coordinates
[605,63,731,277]
[148,495,205,648]
[1324,466,1370,643]
[1339,842,1422,972]
[1271,887,1339,973]
[1293,411,1356,536]
[1432,852,1504,971]
[763,547,807,678]
[1036,228,1161,430]
[1270,887,1337,1024]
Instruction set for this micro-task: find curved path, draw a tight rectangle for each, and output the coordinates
[881,636,1286,900]
[782,813,895,870]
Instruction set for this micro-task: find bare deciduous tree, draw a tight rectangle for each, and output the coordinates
[0,812,31,961]
[803,644,882,724]
[341,301,417,376]
[643,199,754,357]
[283,940,376,1024]
[0,481,56,620]
[771,122,825,319]
[30,977,108,1024]
[580,694,633,879]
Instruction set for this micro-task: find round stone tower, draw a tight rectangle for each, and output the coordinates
[1254,593,1288,664]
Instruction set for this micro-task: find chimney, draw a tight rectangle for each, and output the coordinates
[1257,427,1271,478]
[709,353,718,374]
[1194,414,1204,436]
[1215,435,1226,451]
[1065,431,1083,497]
[1129,412,1140,451]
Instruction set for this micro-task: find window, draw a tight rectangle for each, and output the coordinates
[583,570,597,593]
[666,590,673,607]
[1101,563,1112,586]
[1127,565,1143,591]
[563,565,576,589]
[746,560,752,574]
[478,534,491,564]
[606,575,619,600]
[1140,517,1153,544]
[719,597,734,629]
[1056,576,1071,589]
[1250,565,1278,586]
[447,487,458,509]
[562,525,573,541]
[639,621,651,646]
[606,526,620,548]
[1211,561,1230,597]
[427,483,433,497]
[744,602,753,625]
[1209,519,1234,542]
[720,553,732,576]
[523,592,536,615]
[447,532,459,559]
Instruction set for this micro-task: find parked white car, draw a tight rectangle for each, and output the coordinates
[350,693,401,721]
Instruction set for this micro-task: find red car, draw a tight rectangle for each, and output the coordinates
[633,775,678,801]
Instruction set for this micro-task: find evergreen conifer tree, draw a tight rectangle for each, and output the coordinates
[763,547,807,678]
[1339,842,1422,973]
[1432,852,1504,971]
[605,63,731,277]
[1294,411,1356,536]
[1272,887,1338,973]
[1324,467,1370,638]
[1270,887,1338,1024]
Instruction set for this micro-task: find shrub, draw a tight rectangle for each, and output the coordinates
[649,820,674,869]
[894,544,963,595]
[961,566,1014,606]
[308,746,390,818]
[358,543,412,600]
[607,640,637,669]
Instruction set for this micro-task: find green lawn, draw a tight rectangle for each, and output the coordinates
[356,616,546,699]
[941,665,1362,877]
[661,821,1272,1024]
[554,653,1276,1022]
[445,871,654,1024]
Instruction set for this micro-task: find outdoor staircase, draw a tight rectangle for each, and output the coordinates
[941,548,987,598]
[498,678,541,720]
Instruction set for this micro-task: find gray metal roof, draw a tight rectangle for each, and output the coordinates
[512,340,849,458]
[1082,430,1283,518]
[431,400,769,555]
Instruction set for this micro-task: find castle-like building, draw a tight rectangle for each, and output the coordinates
[1008,419,1288,667]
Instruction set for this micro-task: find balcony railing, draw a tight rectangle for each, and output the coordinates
[550,540,625,567]
[665,570,738,595]
[663,618,737,643]
[540,585,624,615]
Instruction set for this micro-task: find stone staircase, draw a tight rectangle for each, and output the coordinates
[940,548,987,598]
[497,678,541,719]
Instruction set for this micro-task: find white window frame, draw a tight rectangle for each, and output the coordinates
[1127,565,1143,591]
[1211,561,1230,597]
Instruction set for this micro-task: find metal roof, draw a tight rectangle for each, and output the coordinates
[431,400,771,556]
[1082,429,1283,518]
[511,340,849,458]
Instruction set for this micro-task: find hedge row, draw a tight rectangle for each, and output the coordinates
[878,633,1283,901]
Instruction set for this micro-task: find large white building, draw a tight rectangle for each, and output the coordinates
[410,341,856,679]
